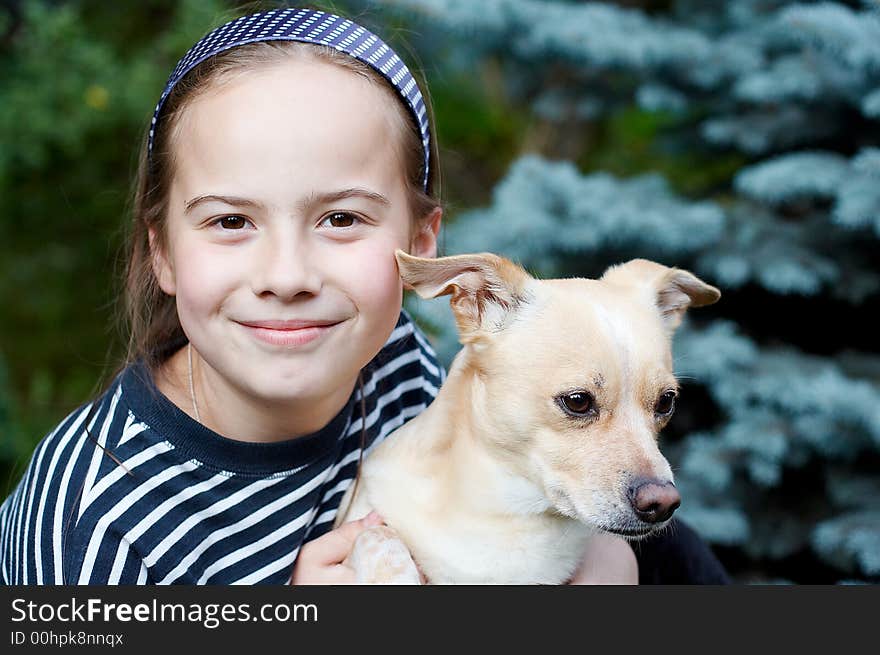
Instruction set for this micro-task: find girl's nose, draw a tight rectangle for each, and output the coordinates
[252,233,322,300]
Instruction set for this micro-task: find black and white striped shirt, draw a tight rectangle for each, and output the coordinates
[0,309,445,584]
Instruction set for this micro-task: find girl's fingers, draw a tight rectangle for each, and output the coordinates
[310,512,385,565]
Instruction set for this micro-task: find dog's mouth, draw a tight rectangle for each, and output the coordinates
[602,525,657,538]
[596,518,670,540]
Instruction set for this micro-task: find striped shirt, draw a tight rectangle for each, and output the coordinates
[0,309,445,585]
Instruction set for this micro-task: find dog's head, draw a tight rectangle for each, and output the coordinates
[395,249,720,538]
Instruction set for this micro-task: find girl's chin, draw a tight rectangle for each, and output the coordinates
[242,373,357,404]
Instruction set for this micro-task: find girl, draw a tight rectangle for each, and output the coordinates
[0,7,725,585]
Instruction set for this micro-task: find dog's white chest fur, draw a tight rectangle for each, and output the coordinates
[339,433,595,584]
[405,514,594,584]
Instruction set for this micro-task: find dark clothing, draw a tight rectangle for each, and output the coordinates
[632,518,732,584]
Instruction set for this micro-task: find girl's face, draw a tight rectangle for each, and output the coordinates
[152,59,438,411]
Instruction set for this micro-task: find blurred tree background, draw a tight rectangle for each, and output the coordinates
[1,0,878,583]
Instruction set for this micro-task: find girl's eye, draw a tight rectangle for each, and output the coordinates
[215,215,249,230]
[320,212,361,229]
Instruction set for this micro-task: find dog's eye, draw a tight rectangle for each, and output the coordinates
[655,391,677,416]
[558,391,597,417]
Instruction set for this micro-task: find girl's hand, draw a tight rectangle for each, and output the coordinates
[291,511,386,584]
[566,533,639,585]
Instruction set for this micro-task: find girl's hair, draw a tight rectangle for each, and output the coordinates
[123,39,441,373]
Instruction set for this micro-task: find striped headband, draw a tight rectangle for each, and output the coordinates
[148,8,431,191]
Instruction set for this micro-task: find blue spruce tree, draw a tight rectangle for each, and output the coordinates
[372,0,880,582]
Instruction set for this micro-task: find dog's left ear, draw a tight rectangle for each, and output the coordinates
[601,259,720,333]
[395,249,532,343]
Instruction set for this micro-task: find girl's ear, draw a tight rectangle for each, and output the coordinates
[148,227,176,295]
[403,207,442,291]
[409,207,442,259]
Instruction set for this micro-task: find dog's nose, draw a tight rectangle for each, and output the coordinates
[627,479,681,523]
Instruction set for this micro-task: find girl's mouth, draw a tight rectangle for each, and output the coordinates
[236,319,343,347]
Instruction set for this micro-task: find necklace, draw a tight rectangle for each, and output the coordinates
[187,342,201,423]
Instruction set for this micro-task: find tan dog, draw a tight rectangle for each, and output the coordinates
[334,249,720,583]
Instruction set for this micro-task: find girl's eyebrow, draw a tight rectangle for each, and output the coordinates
[299,188,391,209]
[184,194,263,214]
[184,188,390,214]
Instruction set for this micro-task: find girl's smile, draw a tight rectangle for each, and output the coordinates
[236,318,345,348]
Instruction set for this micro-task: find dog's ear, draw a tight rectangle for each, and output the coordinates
[601,259,720,333]
[395,249,532,343]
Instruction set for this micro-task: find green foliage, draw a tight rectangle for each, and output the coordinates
[0,0,231,491]
[586,108,748,197]
[430,63,531,194]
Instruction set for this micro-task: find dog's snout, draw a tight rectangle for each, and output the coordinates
[627,479,681,523]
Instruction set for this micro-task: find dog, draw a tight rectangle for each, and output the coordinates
[333,249,720,583]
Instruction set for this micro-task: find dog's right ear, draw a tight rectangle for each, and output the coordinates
[395,249,532,343]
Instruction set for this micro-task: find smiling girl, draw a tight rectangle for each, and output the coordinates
[0,7,726,585]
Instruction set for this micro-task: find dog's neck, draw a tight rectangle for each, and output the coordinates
[414,346,558,520]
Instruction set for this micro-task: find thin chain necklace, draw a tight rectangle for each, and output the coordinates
[186,346,368,496]
[187,342,201,423]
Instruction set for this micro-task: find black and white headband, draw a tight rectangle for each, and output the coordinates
[148,8,431,191]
